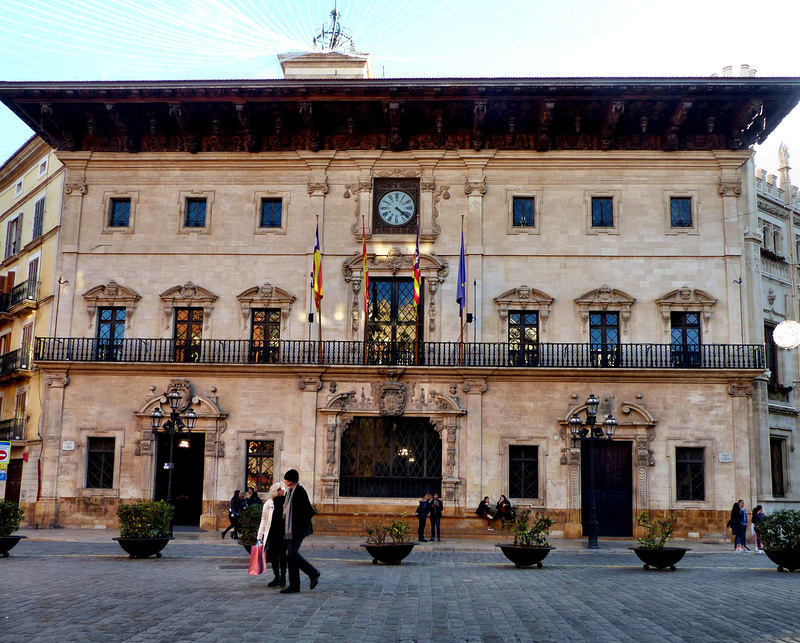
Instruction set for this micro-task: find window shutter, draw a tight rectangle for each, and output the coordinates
[14,213,22,253]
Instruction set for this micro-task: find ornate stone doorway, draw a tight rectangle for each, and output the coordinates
[581,440,633,537]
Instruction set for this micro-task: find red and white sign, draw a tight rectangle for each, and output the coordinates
[0,441,10,469]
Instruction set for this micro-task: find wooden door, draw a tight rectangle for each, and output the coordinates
[581,440,633,537]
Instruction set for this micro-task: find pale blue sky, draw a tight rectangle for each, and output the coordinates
[1,0,798,175]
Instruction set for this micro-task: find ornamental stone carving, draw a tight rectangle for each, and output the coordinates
[575,285,635,335]
[378,380,408,416]
[494,285,555,336]
[655,286,717,335]
[83,280,141,329]
[159,282,218,330]
[237,283,296,333]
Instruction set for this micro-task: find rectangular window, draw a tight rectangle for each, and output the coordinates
[676,447,705,501]
[108,198,131,227]
[184,198,207,228]
[4,215,22,259]
[512,197,534,228]
[86,437,115,489]
[671,311,701,367]
[26,258,39,298]
[591,197,614,227]
[246,440,275,492]
[508,310,539,366]
[259,199,282,228]
[770,437,785,497]
[21,323,33,366]
[97,307,126,361]
[250,309,280,363]
[589,311,619,366]
[508,445,539,498]
[38,159,47,178]
[33,197,45,239]
[670,197,692,227]
[14,180,23,197]
[174,308,203,362]
[765,323,778,386]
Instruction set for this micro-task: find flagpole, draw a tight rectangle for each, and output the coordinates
[313,214,324,363]
[459,215,465,365]
[362,215,369,366]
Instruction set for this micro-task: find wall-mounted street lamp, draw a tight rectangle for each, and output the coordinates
[569,394,617,550]
[150,390,197,533]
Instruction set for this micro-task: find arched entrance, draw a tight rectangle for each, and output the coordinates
[339,416,441,497]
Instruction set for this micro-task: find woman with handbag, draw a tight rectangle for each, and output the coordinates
[257,482,287,587]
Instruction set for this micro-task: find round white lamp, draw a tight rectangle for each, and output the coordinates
[773,320,800,349]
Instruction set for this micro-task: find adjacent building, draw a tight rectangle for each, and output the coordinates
[1,55,799,538]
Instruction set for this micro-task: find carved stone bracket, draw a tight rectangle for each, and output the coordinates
[45,374,69,388]
[65,183,88,196]
[656,286,717,335]
[159,281,218,330]
[297,377,322,391]
[307,182,329,196]
[462,379,488,394]
[728,383,754,397]
[494,285,554,336]
[575,285,635,335]
[82,280,141,330]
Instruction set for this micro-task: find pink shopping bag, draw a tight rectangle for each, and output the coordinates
[248,544,266,576]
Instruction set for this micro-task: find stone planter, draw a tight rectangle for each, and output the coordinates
[0,535,26,558]
[495,544,555,568]
[762,549,800,572]
[361,543,416,565]
[630,547,691,571]
[113,537,173,559]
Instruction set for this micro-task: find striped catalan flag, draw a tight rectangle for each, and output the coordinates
[412,225,421,310]
[313,218,323,312]
[362,217,369,314]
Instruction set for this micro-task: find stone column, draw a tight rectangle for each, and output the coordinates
[36,371,70,528]
[297,374,322,500]
[461,377,488,510]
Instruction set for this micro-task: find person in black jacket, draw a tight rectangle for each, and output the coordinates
[279,469,320,594]
[221,490,244,540]
[415,494,431,542]
[429,493,443,542]
[476,496,496,530]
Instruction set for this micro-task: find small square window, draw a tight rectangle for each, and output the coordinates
[670,197,692,227]
[38,159,48,178]
[512,197,534,227]
[14,180,23,197]
[185,198,207,227]
[591,197,614,227]
[260,199,283,228]
[108,198,131,227]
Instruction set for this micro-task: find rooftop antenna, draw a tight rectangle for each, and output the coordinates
[312,2,355,52]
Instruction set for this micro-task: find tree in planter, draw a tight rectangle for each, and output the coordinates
[117,500,174,538]
[0,500,24,538]
[364,514,412,545]
[238,504,264,546]
[508,509,554,547]
[758,509,800,572]
[635,511,677,549]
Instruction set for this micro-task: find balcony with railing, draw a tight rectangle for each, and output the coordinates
[0,417,25,440]
[0,280,39,315]
[34,337,765,370]
[0,348,31,377]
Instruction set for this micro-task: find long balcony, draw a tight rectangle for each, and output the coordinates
[34,337,765,370]
[0,417,25,440]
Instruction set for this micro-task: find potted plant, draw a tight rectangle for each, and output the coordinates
[495,508,555,568]
[361,514,416,565]
[238,504,263,553]
[629,511,691,571]
[758,509,800,572]
[0,500,25,558]
[113,500,174,559]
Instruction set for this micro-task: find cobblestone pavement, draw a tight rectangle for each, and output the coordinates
[2,539,799,643]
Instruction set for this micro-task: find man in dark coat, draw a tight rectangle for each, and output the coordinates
[280,469,320,594]
[429,493,444,542]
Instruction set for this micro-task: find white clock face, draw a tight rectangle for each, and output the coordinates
[378,190,416,226]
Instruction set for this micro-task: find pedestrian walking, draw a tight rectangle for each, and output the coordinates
[476,496,495,530]
[280,469,320,594]
[728,499,750,551]
[221,489,244,539]
[739,500,750,551]
[415,493,431,542]
[429,493,443,541]
[257,482,287,587]
[752,504,766,552]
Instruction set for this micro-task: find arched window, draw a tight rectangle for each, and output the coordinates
[340,417,442,498]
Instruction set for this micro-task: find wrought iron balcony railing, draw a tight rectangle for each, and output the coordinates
[34,337,765,370]
[0,348,31,376]
[0,417,25,440]
[0,280,39,313]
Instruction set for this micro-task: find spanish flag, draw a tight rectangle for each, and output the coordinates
[413,225,421,310]
[313,218,323,312]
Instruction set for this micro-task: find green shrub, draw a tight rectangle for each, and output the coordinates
[364,514,411,545]
[759,509,800,551]
[116,500,173,538]
[509,508,554,547]
[0,500,24,538]
[636,511,677,549]
[238,504,263,545]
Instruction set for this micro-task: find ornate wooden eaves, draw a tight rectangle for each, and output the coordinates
[2,78,798,154]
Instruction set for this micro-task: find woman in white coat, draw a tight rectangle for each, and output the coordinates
[257,482,287,587]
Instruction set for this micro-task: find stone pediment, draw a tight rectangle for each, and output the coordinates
[655,285,717,334]
[575,285,636,335]
[82,280,141,329]
[159,281,218,330]
[237,283,296,332]
[494,285,554,335]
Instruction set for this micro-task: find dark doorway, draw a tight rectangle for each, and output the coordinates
[154,432,205,526]
[4,459,22,503]
[581,440,632,537]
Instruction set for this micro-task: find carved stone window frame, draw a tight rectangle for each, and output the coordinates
[499,436,547,507]
[585,189,621,235]
[159,282,218,331]
[493,285,554,338]
[101,190,138,235]
[236,283,296,336]
[178,190,214,235]
[575,285,636,336]
[75,426,125,498]
[82,280,141,331]
[663,189,700,235]
[505,188,543,235]
[655,286,717,338]
[667,438,715,510]
[253,190,290,235]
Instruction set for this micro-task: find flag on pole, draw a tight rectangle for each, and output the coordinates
[413,225,421,310]
[362,217,369,314]
[456,224,466,317]
[313,218,323,312]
